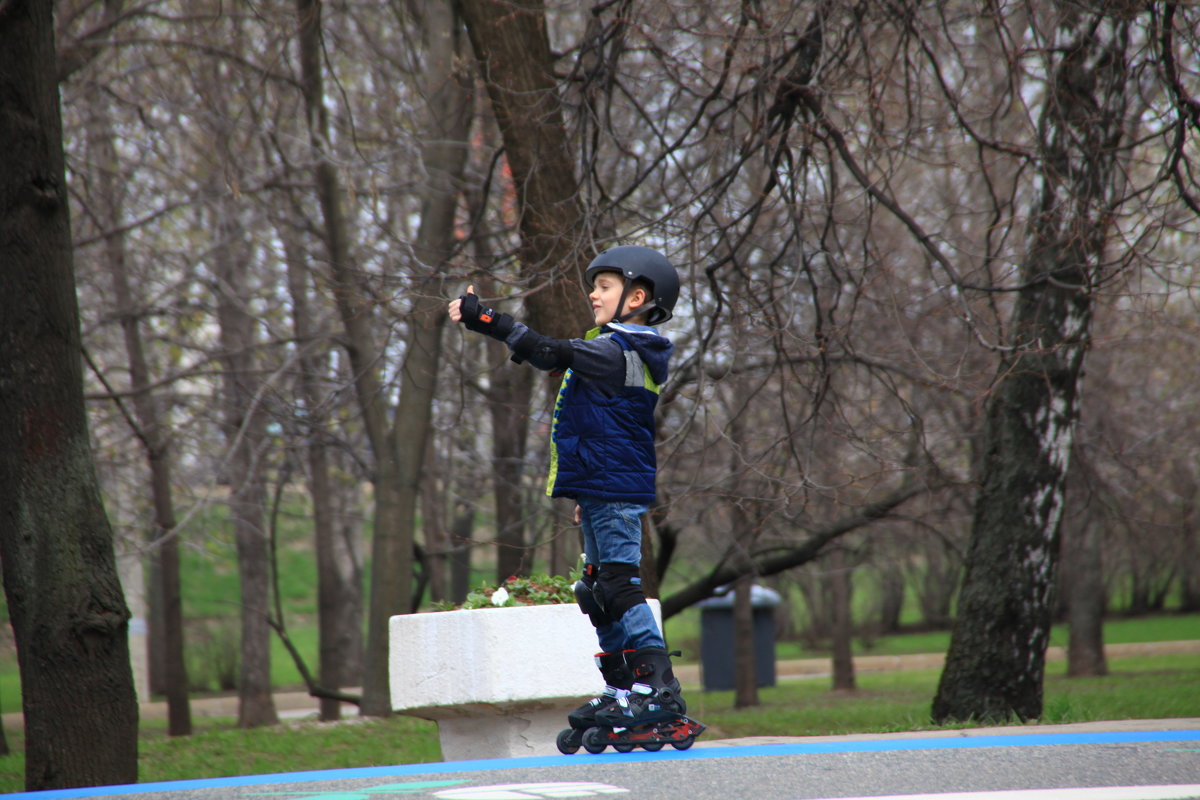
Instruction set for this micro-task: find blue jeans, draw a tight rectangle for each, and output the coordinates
[578,499,665,652]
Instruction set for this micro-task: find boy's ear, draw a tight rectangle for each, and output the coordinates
[626,285,648,310]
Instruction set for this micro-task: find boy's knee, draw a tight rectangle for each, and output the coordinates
[593,562,646,620]
[575,565,613,628]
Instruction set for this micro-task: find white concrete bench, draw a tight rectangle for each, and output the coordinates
[389,600,661,761]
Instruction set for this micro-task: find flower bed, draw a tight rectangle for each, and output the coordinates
[389,594,662,761]
[432,572,576,610]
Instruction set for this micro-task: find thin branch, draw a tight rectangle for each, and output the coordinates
[661,480,930,617]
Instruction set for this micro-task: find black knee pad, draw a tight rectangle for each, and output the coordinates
[574,564,613,628]
[593,562,646,621]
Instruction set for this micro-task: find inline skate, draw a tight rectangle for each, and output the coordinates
[556,650,635,754]
[578,647,706,753]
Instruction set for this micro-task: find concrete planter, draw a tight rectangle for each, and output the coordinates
[389,600,661,761]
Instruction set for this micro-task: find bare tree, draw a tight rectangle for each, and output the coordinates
[278,214,361,719]
[827,546,857,692]
[934,5,1138,723]
[456,0,600,582]
[732,572,759,708]
[293,0,473,715]
[396,0,471,607]
[293,0,408,717]
[1065,520,1108,677]
[213,193,279,728]
[84,94,192,735]
[458,0,593,333]
[0,0,138,787]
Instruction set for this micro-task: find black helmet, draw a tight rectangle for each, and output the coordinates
[585,245,680,325]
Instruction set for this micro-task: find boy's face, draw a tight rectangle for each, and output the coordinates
[589,270,645,326]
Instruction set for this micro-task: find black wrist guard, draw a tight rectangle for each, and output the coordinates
[510,328,575,371]
[459,293,515,342]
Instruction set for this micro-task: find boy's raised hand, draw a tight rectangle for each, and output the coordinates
[450,285,516,342]
[447,285,475,323]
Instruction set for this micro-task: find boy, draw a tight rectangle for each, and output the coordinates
[448,245,694,750]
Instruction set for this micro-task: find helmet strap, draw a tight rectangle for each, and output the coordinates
[610,281,633,324]
[612,282,657,324]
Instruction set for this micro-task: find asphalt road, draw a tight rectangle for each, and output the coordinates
[7,719,1200,800]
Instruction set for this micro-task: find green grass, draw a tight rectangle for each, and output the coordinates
[180,498,321,621]
[663,609,1200,663]
[0,715,440,794]
[690,652,1200,740]
[135,716,440,781]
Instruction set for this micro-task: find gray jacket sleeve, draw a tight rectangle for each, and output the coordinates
[504,322,626,393]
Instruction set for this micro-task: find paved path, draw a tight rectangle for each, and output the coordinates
[6,719,1200,800]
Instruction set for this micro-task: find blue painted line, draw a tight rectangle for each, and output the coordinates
[8,729,1200,800]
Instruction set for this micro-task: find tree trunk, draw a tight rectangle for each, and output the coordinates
[295,0,469,715]
[916,538,957,629]
[1066,520,1107,677]
[639,514,660,600]
[1181,507,1200,612]
[458,0,605,585]
[829,548,856,692]
[458,0,592,337]
[89,91,192,737]
[732,573,758,709]
[421,437,450,604]
[392,289,448,609]
[293,0,400,717]
[486,333,534,580]
[214,197,278,729]
[462,231,535,581]
[330,449,365,680]
[396,0,470,609]
[877,561,905,636]
[361,473,405,717]
[232,468,276,728]
[281,226,356,720]
[449,503,475,604]
[0,0,139,786]
[933,10,1130,723]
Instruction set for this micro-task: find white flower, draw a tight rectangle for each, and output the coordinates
[491,586,509,606]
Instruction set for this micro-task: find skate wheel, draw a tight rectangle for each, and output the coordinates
[641,742,664,752]
[556,728,581,755]
[582,727,608,754]
[670,736,695,750]
[613,742,634,753]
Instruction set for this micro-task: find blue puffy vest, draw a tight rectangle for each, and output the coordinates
[545,324,671,503]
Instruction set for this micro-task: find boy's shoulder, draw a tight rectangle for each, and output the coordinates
[603,322,672,358]
[605,322,671,341]
[603,322,672,386]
